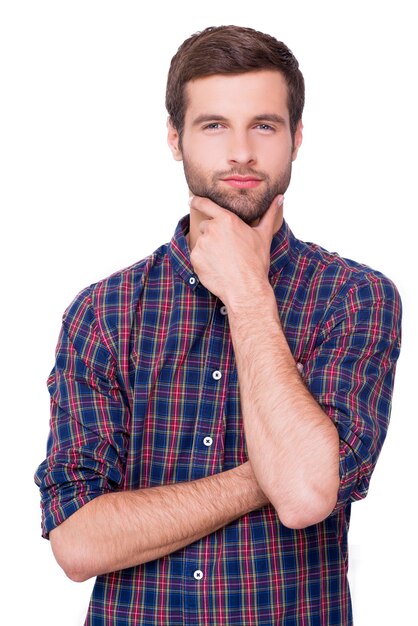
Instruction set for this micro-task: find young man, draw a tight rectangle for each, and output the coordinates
[35,25,401,625]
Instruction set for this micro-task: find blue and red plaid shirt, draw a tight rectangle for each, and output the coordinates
[35,215,401,625]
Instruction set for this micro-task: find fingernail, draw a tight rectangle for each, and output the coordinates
[188,195,194,207]
[277,195,284,206]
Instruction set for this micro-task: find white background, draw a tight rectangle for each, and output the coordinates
[1,1,416,624]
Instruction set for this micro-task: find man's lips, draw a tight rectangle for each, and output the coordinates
[221,176,263,189]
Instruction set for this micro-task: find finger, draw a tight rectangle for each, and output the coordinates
[189,194,230,219]
[256,194,284,237]
[198,218,211,234]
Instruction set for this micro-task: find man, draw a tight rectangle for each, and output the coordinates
[35,25,401,625]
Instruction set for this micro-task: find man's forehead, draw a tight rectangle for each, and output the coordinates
[185,69,287,94]
[184,70,289,122]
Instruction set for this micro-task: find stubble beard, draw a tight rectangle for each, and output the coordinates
[182,155,293,225]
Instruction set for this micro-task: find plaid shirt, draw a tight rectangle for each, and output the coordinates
[35,215,401,625]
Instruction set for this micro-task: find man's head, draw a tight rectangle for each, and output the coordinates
[166,26,305,225]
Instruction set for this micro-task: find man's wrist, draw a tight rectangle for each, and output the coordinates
[233,462,269,510]
[225,282,278,323]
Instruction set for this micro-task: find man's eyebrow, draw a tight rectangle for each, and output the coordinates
[191,114,228,127]
[253,114,287,125]
[191,113,287,127]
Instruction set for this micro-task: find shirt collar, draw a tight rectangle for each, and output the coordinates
[168,214,294,291]
[269,218,294,277]
[168,215,198,289]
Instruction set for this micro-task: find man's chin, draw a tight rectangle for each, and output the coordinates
[227,208,265,225]
[217,199,270,225]
[203,191,270,225]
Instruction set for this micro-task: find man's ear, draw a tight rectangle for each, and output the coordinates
[167,117,183,161]
[291,120,303,161]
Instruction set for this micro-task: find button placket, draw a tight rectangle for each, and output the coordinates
[188,296,232,480]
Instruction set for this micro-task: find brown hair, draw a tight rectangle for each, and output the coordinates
[165,25,305,147]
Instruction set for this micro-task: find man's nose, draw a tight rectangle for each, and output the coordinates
[227,131,256,165]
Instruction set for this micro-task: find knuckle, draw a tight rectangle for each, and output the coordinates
[223,211,234,224]
[189,195,200,210]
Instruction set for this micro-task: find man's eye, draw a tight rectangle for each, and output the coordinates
[257,124,274,131]
[204,123,223,130]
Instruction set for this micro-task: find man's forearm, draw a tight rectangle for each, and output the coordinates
[186,195,339,529]
[227,287,340,529]
[50,461,268,582]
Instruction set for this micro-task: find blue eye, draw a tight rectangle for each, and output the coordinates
[204,123,223,130]
[257,124,274,131]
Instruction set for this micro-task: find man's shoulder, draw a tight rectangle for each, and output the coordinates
[289,232,401,309]
[97,241,170,292]
[63,241,170,324]
[294,234,372,274]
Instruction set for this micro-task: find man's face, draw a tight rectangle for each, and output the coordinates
[168,70,303,225]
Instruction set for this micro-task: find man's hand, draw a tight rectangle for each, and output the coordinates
[189,194,283,307]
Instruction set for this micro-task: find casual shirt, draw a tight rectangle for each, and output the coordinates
[35,216,402,625]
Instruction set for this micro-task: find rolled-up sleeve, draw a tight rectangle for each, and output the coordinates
[34,287,131,538]
[303,273,402,512]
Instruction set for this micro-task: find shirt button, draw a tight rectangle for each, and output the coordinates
[193,569,203,580]
[220,305,227,316]
[189,276,197,286]
[212,370,222,380]
[203,436,213,446]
